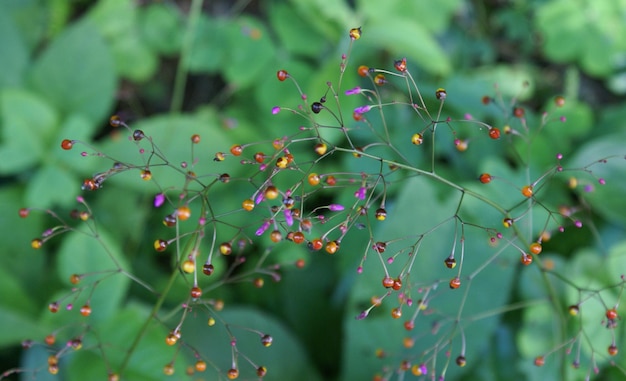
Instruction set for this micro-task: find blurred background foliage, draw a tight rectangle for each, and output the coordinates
[1,0,625,380]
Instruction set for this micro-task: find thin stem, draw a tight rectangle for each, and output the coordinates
[170,0,204,114]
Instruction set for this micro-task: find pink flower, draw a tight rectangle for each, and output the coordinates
[328,204,345,211]
[284,209,293,226]
[354,187,366,200]
[345,87,362,95]
[354,105,371,114]
[154,193,165,208]
[255,220,271,236]
[271,106,281,114]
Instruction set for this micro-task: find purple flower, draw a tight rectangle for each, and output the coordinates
[328,204,345,211]
[354,105,371,114]
[271,106,281,114]
[419,364,428,375]
[154,193,165,208]
[255,220,271,236]
[345,87,362,96]
[354,186,366,200]
[255,192,265,204]
[355,310,368,320]
[284,209,293,226]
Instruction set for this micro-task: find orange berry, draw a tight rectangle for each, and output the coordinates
[520,253,533,265]
[403,337,415,348]
[325,240,340,254]
[230,144,243,156]
[69,274,81,284]
[521,185,533,198]
[191,134,201,144]
[308,173,320,186]
[165,333,178,346]
[253,152,265,163]
[392,278,402,291]
[529,242,542,255]
[242,199,254,211]
[449,277,461,289]
[226,368,239,379]
[357,65,369,77]
[140,169,152,181]
[270,230,282,243]
[176,206,191,221]
[391,307,402,319]
[374,74,386,86]
[163,364,175,375]
[292,231,305,244]
[195,360,206,372]
[309,238,323,251]
[80,304,92,317]
[608,344,618,356]
[264,186,279,200]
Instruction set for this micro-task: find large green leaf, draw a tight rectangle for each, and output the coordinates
[342,176,517,379]
[0,89,59,174]
[0,11,29,88]
[29,19,116,121]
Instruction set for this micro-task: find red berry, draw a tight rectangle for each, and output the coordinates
[606,308,618,320]
[392,278,402,291]
[481,96,491,105]
[394,58,407,72]
[48,302,59,313]
[608,344,618,356]
[513,106,525,118]
[309,238,323,251]
[61,139,73,150]
[534,356,545,367]
[191,134,201,144]
[382,276,394,288]
[202,263,214,275]
[190,286,202,299]
[19,208,30,218]
[479,173,492,184]
[291,231,305,244]
[325,175,337,186]
[404,321,414,331]
[520,253,533,265]
[489,127,501,139]
[277,70,288,81]
[253,152,265,163]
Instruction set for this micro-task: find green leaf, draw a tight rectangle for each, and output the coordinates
[29,19,116,122]
[139,3,183,55]
[363,20,452,76]
[268,2,327,58]
[0,11,29,88]
[56,229,130,324]
[536,0,626,77]
[358,0,462,34]
[25,164,78,208]
[0,88,59,174]
[0,266,43,347]
[187,15,229,73]
[567,132,626,225]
